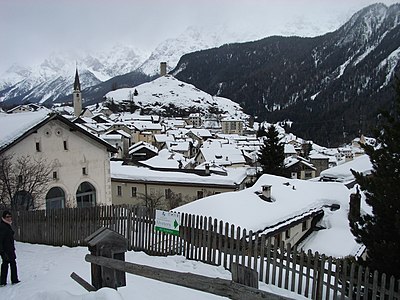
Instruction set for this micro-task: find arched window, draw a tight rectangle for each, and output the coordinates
[13,191,33,210]
[76,182,96,207]
[46,187,65,209]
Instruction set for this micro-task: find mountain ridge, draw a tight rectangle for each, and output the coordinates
[171,3,400,146]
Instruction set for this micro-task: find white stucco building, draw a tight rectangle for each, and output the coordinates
[0,110,117,209]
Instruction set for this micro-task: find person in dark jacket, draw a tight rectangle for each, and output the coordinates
[0,210,20,286]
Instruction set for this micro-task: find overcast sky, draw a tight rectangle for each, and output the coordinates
[0,0,399,73]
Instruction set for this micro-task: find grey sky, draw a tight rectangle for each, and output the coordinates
[0,0,399,73]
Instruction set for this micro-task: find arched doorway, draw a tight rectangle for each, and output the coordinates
[45,187,65,209]
[76,181,96,207]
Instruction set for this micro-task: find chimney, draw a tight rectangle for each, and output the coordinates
[205,163,210,175]
[160,62,167,76]
[349,187,361,223]
[261,185,272,201]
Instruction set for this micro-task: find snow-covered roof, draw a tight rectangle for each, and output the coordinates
[0,110,118,153]
[284,156,316,170]
[129,141,158,154]
[284,144,297,154]
[140,149,188,169]
[199,145,246,166]
[320,154,372,183]
[0,109,51,150]
[111,161,248,187]
[167,141,190,152]
[175,174,360,258]
[132,121,162,131]
[188,128,213,138]
[154,134,175,143]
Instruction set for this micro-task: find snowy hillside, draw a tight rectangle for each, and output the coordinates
[105,75,248,118]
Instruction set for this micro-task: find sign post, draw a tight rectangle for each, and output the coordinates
[155,210,181,236]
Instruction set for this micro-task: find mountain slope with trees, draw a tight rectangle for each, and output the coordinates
[172,3,400,146]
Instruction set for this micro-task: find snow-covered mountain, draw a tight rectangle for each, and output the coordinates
[0,45,148,105]
[0,6,352,107]
[137,15,346,76]
[105,75,248,119]
[171,3,400,146]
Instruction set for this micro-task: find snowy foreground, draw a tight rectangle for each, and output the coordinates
[0,242,306,300]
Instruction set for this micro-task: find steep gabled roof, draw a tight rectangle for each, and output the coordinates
[0,111,117,154]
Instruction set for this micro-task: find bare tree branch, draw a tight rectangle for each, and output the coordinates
[0,153,52,210]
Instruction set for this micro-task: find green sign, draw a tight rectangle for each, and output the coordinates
[155,210,181,236]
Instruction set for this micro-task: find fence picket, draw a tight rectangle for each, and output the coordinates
[380,273,386,299]
[272,240,278,285]
[297,250,304,295]
[305,250,312,298]
[278,241,285,288]
[265,237,272,284]
[259,234,266,282]
[284,243,291,290]
[223,222,229,269]
[218,220,223,266]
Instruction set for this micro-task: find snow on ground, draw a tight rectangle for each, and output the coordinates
[0,242,306,300]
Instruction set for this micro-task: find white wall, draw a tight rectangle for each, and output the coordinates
[4,119,112,208]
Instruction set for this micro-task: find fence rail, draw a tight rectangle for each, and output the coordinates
[11,205,400,300]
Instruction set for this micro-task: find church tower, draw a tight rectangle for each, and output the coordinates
[73,67,82,116]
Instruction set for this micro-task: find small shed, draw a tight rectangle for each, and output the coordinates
[85,227,128,289]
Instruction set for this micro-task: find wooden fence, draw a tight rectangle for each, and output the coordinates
[11,205,400,300]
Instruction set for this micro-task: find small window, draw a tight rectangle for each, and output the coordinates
[165,188,172,199]
[285,229,290,239]
[117,185,122,196]
[131,187,137,197]
[197,190,204,199]
[18,175,23,184]
[302,220,308,232]
[63,140,68,150]
[53,171,58,180]
[36,142,41,152]
[82,167,87,175]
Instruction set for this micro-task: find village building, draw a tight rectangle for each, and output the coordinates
[194,139,247,168]
[186,113,202,127]
[319,154,372,188]
[110,161,250,209]
[175,174,363,258]
[284,156,317,179]
[128,141,158,162]
[221,117,244,135]
[0,110,117,209]
[7,103,44,114]
[309,153,330,176]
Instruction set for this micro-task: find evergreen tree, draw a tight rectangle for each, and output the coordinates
[257,125,285,176]
[350,79,400,277]
[256,124,267,138]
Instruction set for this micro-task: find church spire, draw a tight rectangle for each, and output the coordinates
[74,67,81,91]
[73,65,82,116]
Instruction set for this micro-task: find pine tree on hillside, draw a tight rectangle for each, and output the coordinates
[350,79,400,278]
[257,125,285,176]
[256,124,267,138]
